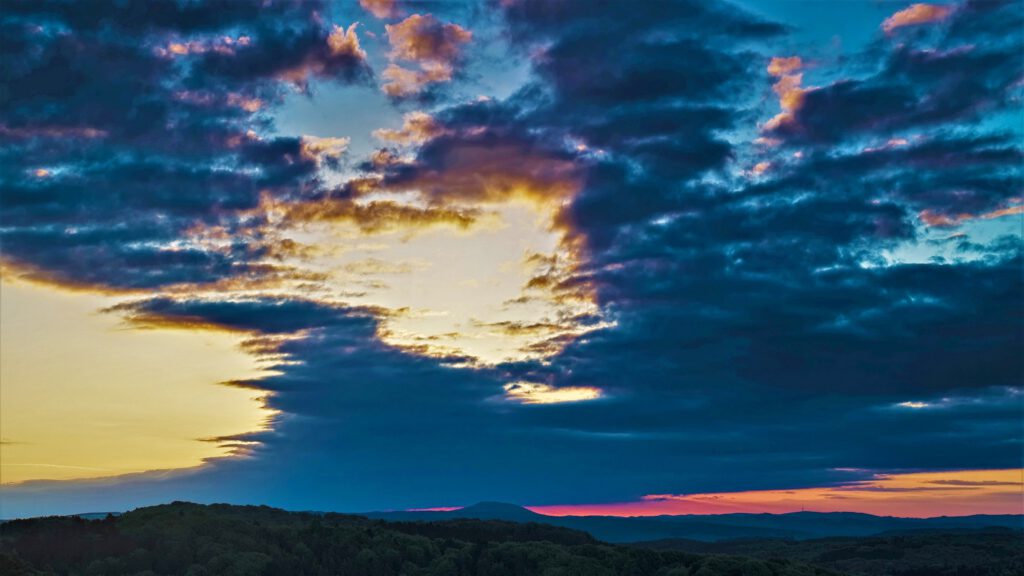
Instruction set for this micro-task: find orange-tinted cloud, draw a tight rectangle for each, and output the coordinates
[882,3,954,34]
[359,0,397,19]
[157,35,251,58]
[368,148,404,168]
[299,135,350,164]
[174,90,263,112]
[273,198,484,234]
[326,23,366,60]
[981,204,1024,220]
[382,14,472,96]
[919,202,1024,227]
[530,469,1024,518]
[276,23,368,86]
[105,302,260,335]
[373,111,444,145]
[386,14,472,62]
[751,161,772,176]
[381,63,454,98]
[763,56,806,132]
[384,142,580,207]
[226,93,263,112]
[767,56,803,77]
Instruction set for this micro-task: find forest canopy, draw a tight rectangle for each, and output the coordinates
[0,502,840,576]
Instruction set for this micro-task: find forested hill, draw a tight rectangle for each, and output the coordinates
[0,502,839,576]
[637,528,1024,576]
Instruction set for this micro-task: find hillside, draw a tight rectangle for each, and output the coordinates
[0,502,840,576]
[636,528,1024,576]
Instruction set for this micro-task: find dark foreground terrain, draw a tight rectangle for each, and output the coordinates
[637,529,1024,576]
[2,502,1019,576]
[1,502,838,575]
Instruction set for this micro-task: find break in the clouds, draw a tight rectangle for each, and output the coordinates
[1,0,1021,518]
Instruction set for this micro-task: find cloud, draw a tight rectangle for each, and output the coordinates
[196,22,371,89]
[882,3,954,34]
[359,0,397,20]
[767,4,1022,144]
[373,111,444,145]
[300,135,350,166]
[377,112,582,207]
[534,469,1022,517]
[919,202,1024,228]
[763,55,807,132]
[767,55,803,76]
[386,14,472,63]
[381,13,472,97]
[0,0,371,291]
[381,62,455,98]
[503,381,603,405]
[2,0,1020,518]
[268,197,485,234]
[0,0,368,289]
[107,297,379,335]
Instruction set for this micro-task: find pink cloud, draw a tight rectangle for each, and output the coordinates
[381,14,472,97]
[919,201,1024,228]
[882,3,954,34]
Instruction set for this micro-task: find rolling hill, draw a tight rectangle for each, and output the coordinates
[0,502,840,575]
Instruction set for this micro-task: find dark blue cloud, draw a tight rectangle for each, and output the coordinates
[0,0,367,289]
[768,1,1022,144]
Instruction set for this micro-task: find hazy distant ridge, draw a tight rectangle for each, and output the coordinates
[364,502,1024,542]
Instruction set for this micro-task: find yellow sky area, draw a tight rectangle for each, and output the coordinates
[0,197,605,485]
[0,278,271,484]
[284,201,605,364]
[531,469,1024,517]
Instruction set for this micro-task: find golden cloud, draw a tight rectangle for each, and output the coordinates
[300,135,350,164]
[373,111,444,145]
[273,197,485,234]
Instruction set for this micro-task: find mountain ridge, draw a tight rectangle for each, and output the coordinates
[364,501,1024,543]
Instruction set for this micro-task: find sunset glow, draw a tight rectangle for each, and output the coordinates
[529,469,1024,518]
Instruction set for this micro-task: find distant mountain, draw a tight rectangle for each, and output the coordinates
[366,501,547,523]
[366,502,1024,543]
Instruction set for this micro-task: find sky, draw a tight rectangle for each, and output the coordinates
[0,0,1021,519]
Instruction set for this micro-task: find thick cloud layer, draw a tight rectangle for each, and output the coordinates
[0,0,368,289]
[1,0,1020,516]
